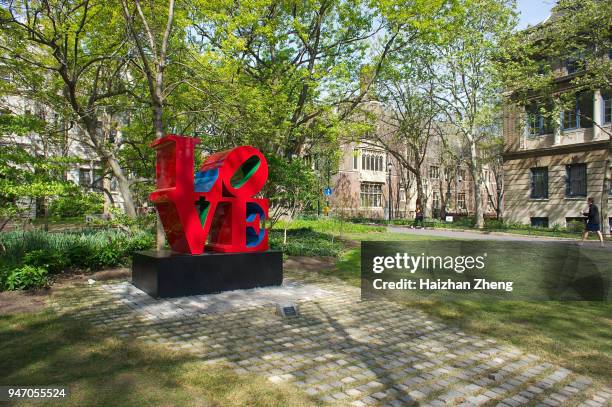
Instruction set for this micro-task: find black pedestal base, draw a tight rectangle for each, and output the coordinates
[132,250,283,298]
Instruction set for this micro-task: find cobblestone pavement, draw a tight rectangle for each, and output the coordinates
[55,271,611,407]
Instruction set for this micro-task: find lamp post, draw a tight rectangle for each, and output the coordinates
[387,160,393,221]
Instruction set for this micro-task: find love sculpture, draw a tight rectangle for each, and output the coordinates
[132,135,282,298]
[150,135,269,254]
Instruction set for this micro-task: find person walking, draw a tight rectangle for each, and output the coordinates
[581,197,604,247]
[414,206,424,229]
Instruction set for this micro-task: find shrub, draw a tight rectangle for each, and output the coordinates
[23,249,69,274]
[3,265,49,290]
[269,228,342,257]
[484,219,505,229]
[49,192,104,219]
[0,229,155,288]
[567,220,585,233]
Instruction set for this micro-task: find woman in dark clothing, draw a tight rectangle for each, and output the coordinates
[581,197,604,247]
[414,206,424,228]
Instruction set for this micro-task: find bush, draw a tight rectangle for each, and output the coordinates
[49,192,104,219]
[567,220,585,233]
[269,228,343,257]
[3,265,49,290]
[0,229,155,290]
[23,249,69,274]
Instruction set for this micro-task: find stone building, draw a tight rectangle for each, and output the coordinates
[0,96,126,218]
[328,101,498,220]
[502,16,612,233]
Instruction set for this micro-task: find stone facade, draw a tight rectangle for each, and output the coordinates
[502,59,612,233]
[329,102,498,220]
[0,95,127,217]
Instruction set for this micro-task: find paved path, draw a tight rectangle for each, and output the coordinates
[55,270,610,407]
[388,226,612,247]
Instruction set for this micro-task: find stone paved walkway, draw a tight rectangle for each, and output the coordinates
[55,271,611,407]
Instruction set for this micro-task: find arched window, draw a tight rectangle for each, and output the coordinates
[378,156,383,172]
[362,154,366,170]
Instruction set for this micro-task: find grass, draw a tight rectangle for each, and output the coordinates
[316,229,612,384]
[273,218,385,234]
[269,228,343,257]
[388,217,611,240]
[268,219,385,257]
[0,309,316,407]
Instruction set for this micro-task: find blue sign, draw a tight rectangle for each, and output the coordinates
[323,187,332,197]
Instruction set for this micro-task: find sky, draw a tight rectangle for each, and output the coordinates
[516,0,556,30]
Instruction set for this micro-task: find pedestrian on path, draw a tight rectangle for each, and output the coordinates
[413,206,424,229]
[581,197,604,247]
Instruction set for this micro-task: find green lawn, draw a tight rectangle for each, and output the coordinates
[1,218,610,402]
[0,309,316,407]
[320,229,612,385]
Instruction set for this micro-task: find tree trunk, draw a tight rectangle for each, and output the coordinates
[497,175,504,222]
[601,157,610,235]
[106,154,137,218]
[153,100,166,249]
[153,102,165,140]
[469,144,484,228]
[415,175,428,219]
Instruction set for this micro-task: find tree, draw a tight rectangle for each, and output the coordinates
[0,0,139,218]
[370,60,440,220]
[0,113,76,231]
[120,0,186,248]
[264,155,317,244]
[429,0,516,228]
[480,130,505,220]
[188,0,445,159]
[501,0,612,107]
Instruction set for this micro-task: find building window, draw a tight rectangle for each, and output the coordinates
[93,169,104,191]
[79,168,91,188]
[531,217,549,228]
[562,101,577,130]
[603,91,612,123]
[429,166,439,179]
[565,57,580,75]
[361,152,384,172]
[353,151,358,170]
[562,92,593,130]
[565,164,587,197]
[432,192,440,209]
[458,169,465,182]
[400,189,406,202]
[526,103,552,136]
[360,182,383,208]
[457,193,466,210]
[530,167,548,199]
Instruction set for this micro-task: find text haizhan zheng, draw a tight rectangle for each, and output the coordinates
[370,253,514,292]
